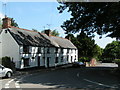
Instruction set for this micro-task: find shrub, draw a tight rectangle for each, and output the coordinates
[0,56,16,72]
[79,57,90,62]
[114,59,120,68]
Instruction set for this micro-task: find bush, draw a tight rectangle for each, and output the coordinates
[114,59,120,68]
[0,56,16,72]
[79,57,90,62]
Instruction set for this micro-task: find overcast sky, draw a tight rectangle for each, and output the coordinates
[0,1,116,48]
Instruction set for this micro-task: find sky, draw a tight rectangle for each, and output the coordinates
[0,1,116,48]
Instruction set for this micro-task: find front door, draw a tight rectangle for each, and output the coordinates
[47,57,50,68]
[38,56,40,67]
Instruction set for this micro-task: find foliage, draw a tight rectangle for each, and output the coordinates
[0,56,16,72]
[114,59,120,64]
[102,41,120,59]
[79,57,89,62]
[11,18,19,27]
[41,29,60,36]
[65,32,103,59]
[51,30,60,36]
[57,2,120,38]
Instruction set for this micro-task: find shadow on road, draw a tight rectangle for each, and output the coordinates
[17,67,120,89]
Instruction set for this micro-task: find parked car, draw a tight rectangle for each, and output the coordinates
[72,62,86,67]
[0,64,13,78]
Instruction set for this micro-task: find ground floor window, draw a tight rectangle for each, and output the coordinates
[23,58,29,67]
[61,56,64,62]
[55,57,58,63]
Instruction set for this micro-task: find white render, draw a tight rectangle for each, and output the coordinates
[0,29,20,68]
[0,29,78,69]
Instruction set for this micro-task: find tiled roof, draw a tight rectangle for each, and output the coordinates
[5,27,77,49]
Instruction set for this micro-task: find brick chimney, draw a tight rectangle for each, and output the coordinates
[44,29,51,36]
[2,16,11,29]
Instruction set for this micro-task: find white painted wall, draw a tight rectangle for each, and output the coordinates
[1,29,20,68]
[0,32,2,59]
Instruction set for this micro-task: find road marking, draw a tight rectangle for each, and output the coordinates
[84,79,117,88]
[5,79,14,88]
[15,81,20,88]
[77,73,79,77]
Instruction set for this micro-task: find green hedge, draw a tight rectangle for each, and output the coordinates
[79,57,90,62]
[0,56,16,72]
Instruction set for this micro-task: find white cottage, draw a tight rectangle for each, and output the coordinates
[0,17,78,69]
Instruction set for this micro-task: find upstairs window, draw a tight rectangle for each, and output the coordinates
[67,49,70,54]
[55,47,58,53]
[61,48,64,54]
[23,46,29,54]
[37,47,41,54]
[47,48,50,53]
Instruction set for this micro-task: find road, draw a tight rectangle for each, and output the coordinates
[1,63,120,89]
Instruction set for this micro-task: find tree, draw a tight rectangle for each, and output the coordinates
[57,2,120,38]
[11,18,19,27]
[102,41,120,60]
[41,29,60,36]
[65,31,102,60]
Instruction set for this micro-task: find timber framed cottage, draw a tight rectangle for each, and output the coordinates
[0,17,78,69]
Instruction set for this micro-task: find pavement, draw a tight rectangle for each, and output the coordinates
[13,63,73,77]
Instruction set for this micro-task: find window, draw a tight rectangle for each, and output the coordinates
[67,49,69,54]
[67,55,69,61]
[5,30,7,33]
[23,46,29,53]
[37,47,41,54]
[74,55,76,61]
[55,47,58,53]
[47,48,50,53]
[55,57,58,63]
[23,58,29,67]
[61,48,64,54]
[71,56,73,62]
[75,49,77,54]
[61,56,63,62]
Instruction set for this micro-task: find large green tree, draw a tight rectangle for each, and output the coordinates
[57,2,120,38]
[65,32,102,59]
[102,41,120,60]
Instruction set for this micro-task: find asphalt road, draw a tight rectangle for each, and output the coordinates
[1,63,120,89]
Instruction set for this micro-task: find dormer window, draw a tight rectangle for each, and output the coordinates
[61,48,64,54]
[37,47,41,54]
[55,47,58,53]
[23,45,29,54]
[47,48,50,53]
[67,49,69,54]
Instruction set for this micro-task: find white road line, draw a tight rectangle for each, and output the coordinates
[77,73,79,77]
[84,79,117,88]
[15,81,20,88]
[5,79,14,88]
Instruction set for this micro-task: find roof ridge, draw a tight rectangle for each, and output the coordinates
[10,26,39,33]
[50,35,69,40]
